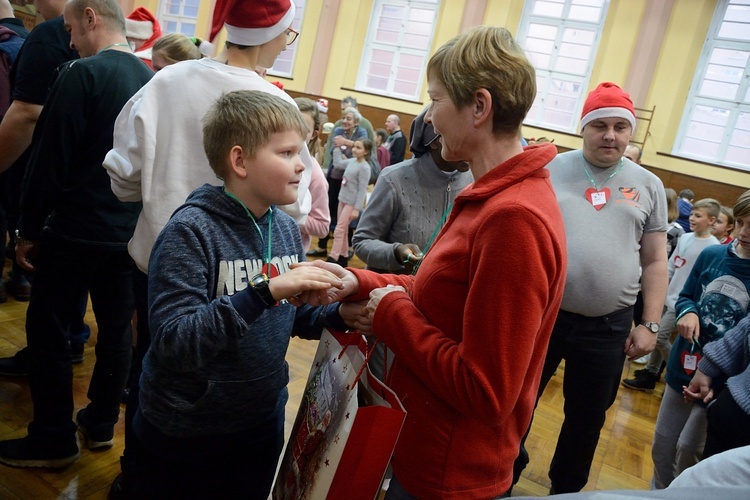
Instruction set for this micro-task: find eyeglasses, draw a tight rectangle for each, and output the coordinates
[286,28,299,46]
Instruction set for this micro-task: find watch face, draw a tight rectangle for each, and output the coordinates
[251,274,267,287]
[646,322,658,333]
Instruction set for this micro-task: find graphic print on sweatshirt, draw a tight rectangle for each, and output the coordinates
[216,254,300,296]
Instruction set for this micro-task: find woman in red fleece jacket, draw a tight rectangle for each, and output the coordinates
[299,26,567,499]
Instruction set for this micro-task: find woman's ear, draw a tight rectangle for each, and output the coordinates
[229,145,249,179]
[472,88,493,129]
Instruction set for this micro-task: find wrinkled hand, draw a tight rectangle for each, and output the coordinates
[290,260,359,305]
[365,285,406,320]
[339,300,372,332]
[15,241,37,272]
[333,136,348,147]
[677,312,700,343]
[683,369,714,404]
[623,325,656,361]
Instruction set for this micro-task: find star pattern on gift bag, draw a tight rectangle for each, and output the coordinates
[334,433,340,444]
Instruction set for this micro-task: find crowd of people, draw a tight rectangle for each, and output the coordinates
[0,0,747,498]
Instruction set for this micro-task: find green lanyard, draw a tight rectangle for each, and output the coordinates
[583,157,623,191]
[224,188,273,272]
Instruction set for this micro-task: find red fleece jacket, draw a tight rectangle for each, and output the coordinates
[347,143,567,498]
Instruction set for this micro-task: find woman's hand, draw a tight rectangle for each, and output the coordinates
[365,285,406,321]
[290,260,359,305]
[350,209,360,221]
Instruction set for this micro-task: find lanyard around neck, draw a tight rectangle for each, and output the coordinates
[583,157,623,191]
[224,188,273,266]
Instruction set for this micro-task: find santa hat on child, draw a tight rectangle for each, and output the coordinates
[209,0,295,46]
[579,82,636,133]
[125,7,162,47]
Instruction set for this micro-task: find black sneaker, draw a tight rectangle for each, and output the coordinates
[0,435,79,468]
[622,369,658,392]
[306,247,327,257]
[70,342,85,364]
[0,347,30,377]
[76,408,114,450]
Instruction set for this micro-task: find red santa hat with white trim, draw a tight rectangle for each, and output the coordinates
[209,0,295,46]
[579,82,636,133]
[125,7,162,46]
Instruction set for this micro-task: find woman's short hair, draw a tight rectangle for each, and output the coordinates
[342,106,362,124]
[427,26,536,135]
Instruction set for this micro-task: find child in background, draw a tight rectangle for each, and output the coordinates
[712,206,735,245]
[327,139,371,267]
[666,188,685,257]
[623,199,721,392]
[375,128,391,169]
[150,33,208,71]
[650,190,750,489]
[129,91,349,498]
[292,97,331,252]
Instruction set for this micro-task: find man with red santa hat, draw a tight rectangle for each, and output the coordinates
[125,6,161,68]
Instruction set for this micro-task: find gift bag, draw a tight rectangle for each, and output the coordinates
[273,329,406,499]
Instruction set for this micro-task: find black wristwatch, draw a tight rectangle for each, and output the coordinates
[641,321,659,334]
[250,273,276,307]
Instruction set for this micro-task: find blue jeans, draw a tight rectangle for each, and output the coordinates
[516,307,633,493]
[25,233,134,439]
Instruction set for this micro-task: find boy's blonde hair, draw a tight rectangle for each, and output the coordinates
[202,91,307,178]
[735,190,750,220]
[692,198,721,219]
[426,25,536,135]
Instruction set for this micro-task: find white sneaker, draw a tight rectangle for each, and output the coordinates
[632,354,649,364]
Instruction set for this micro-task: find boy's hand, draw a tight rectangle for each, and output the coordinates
[290,261,359,305]
[683,369,714,403]
[677,312,700,343]
[268,266,342,303]
[339,300,372,332]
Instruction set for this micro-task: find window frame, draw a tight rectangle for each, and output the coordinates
[354,0,440,102]
[516,0,610,133]
[672,0,750,172]
[268,0,307,78]
[157,0,199,36]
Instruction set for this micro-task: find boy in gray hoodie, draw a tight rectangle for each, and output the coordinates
[126,91,349,499]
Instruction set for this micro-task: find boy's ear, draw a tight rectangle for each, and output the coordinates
[229,145,249,179]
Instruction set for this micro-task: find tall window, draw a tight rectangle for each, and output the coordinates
[269,0,306,77]
[516,0,609,132]
[355,0,439,101]
[158,0,199,36]
[674,0,750,171]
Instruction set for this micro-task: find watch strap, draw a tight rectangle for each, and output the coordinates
[250,274,276,307]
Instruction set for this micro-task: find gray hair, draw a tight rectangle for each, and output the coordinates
[342,106,361,123]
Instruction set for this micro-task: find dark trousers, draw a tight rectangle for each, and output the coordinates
[122,269,149,465]
[25,234,134,439]
[123,408,283,499]
[703,389,750,459]
[514,307,633,493]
